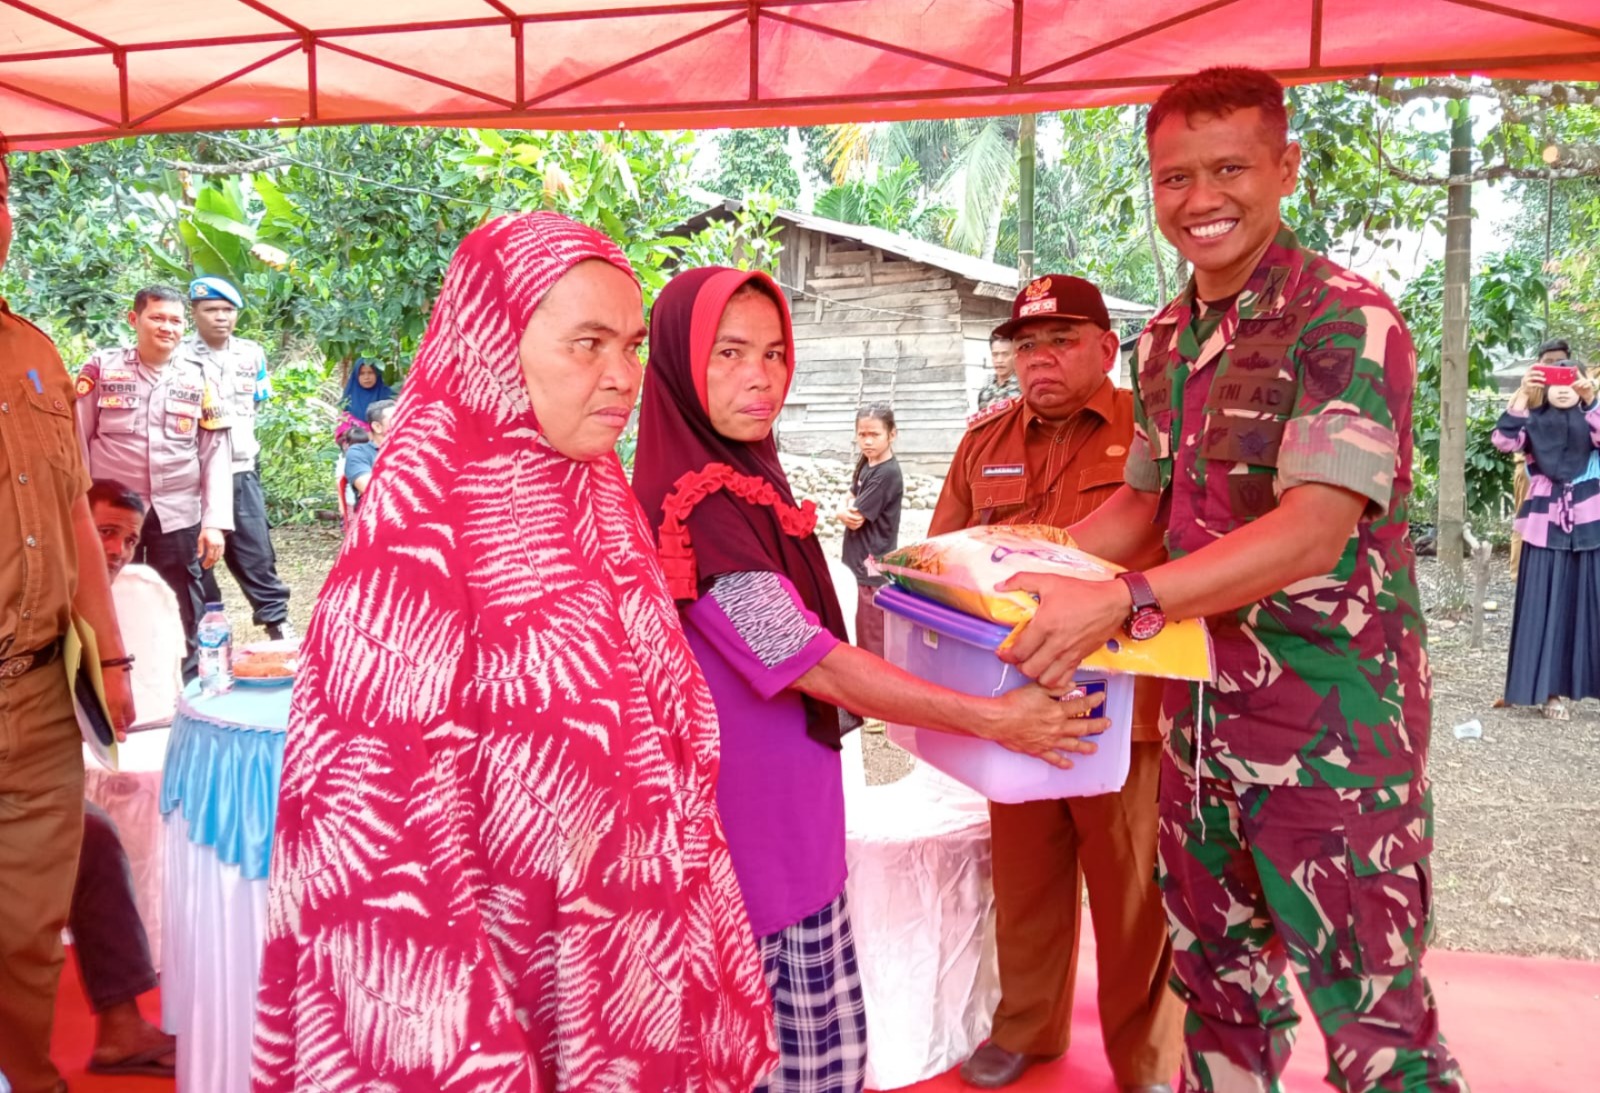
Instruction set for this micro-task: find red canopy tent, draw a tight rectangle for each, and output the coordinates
[2,0,1598,150]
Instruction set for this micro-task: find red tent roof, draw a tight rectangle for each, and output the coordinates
[3,1,1598,149]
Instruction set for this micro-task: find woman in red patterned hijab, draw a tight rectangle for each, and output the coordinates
[251,213,776,1093]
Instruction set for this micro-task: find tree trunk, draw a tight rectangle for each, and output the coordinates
[1017,114,1037,282]
[1438,109,1473,594]
[1142,181,1168,302]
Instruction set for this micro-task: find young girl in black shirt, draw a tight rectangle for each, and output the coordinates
[837,404,904,657]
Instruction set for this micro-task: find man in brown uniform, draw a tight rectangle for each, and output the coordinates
[930,275,1181,1093]
[0,133,135,1093]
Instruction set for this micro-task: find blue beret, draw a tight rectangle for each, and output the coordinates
[189,276,243,309]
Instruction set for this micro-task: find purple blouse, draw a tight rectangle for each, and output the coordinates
[681,571,846,938]
[1493,402,1600,550]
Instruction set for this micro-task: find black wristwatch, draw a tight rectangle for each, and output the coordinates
[1115,571,1167,641]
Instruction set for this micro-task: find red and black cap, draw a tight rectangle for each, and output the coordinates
[993,274,1111,340]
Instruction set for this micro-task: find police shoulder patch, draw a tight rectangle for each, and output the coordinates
[966,396,1020,430]
[74,372,97,398]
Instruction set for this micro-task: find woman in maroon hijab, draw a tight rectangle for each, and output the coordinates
[632,267,1107,1092]
[252,218,775,1093]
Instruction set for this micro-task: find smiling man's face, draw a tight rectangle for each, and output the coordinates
[1150,105,1301,301]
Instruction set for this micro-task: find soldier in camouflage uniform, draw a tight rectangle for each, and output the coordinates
[976,330,1021,414]
[990,68,1467,1092]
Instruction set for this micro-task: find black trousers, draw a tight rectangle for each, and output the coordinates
[70,802,157,1013]
[199,467,291,628]
[136,508,203,682]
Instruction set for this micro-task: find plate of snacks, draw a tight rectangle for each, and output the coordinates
[232,640,300,687]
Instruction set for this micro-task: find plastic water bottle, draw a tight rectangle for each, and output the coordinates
[197,601,233,695]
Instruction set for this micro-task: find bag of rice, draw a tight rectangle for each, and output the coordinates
[874,524,1213,681]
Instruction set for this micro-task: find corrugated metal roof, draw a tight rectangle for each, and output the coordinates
[675,200,1155,320]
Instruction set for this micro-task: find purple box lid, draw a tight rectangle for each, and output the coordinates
[874,585,1013,651]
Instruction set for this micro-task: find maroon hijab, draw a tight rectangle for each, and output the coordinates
[633,266,854,749]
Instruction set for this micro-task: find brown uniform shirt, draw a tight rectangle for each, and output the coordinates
[929,378,1162,741]
[0,300,92,658]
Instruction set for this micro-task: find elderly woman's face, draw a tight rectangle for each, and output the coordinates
[518,259,646,461]
[705,289,789,443]
[358,363,379,388]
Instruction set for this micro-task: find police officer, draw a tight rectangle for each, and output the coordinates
[75,285,233,680]
[186,276,294,641]
[990,69,1467,1092]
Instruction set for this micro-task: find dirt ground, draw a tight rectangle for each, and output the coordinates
[242,522,1599,961]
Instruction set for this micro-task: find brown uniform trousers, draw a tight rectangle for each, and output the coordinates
[0,665,84,1093]
[930,380,1182,1085]
[1,301,94,1093]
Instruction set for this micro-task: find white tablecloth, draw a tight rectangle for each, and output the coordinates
[82,728,171,970]
[845,756,1000,1090]
[160,681,290,1093]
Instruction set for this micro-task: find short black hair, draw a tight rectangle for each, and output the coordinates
[1147,66,1290,150]
[990,331,1013,346]
[341,425,370,448]
[366,399,397,426]
[1537,338,1571,359]
[88,478,146,518]
[133,285,187,315]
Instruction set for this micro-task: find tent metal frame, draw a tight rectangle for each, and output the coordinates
[1,0,1597,146]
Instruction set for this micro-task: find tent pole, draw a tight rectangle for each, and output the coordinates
[1018,113,1036,282]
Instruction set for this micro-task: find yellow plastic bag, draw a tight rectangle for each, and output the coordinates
[874,525,1214,681]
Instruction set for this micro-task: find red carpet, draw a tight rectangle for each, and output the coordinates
[51,941,1594,1092]
[50,950,171,1093]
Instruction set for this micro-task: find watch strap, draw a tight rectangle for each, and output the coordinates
[1117,570,1159,612]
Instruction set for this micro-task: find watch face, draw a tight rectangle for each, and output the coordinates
[1128,609,1166,641]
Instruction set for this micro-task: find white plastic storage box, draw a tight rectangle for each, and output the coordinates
[877,585,1134,803]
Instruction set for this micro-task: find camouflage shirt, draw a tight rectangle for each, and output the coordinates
[977,373,1021,414]
[1123,228,1429,790]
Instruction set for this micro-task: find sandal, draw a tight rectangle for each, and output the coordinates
[86,1041,176,1078]
[1543,698,1571,722]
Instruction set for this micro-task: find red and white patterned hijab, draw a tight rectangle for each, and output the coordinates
[252,213,776,1093]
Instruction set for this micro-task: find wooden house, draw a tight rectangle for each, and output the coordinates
[671,202,1153,474]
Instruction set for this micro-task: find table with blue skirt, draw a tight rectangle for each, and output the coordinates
[160,678,290,1093]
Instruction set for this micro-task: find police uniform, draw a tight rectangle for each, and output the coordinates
[0,299,92,1092]
[74,345,233,679]
[931,275,1182,1089]
[185,277,292,635]
[1125,229,1467,1091]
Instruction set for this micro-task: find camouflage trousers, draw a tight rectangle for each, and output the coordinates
[1156,755,1469,1093]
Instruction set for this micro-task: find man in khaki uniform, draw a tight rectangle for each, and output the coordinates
[930,275,1181,1092]
[74,286,233,680]
[0,130,135,1093]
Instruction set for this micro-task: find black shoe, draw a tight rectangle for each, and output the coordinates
[266,621,297,643]
[959,1043,1044,1089]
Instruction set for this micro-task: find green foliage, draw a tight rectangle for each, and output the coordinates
[1400,250,1549,526]
[1284,83,1446,258]
[1,125,767,523]
[254,358,344,525]
[711,128,803,206]
[813,161,942,235]
[674,194,783,275]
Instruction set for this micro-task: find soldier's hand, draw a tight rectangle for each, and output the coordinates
[197,527,225,569]
[985,684,1106,769]
[102,666,136,741]
[995,572,1131,690]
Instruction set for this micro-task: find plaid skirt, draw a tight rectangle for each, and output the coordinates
[754,891,868,1093]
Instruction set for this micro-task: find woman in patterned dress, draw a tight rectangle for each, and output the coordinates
[632,267,1109,1093]
[251,215,777,1093]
